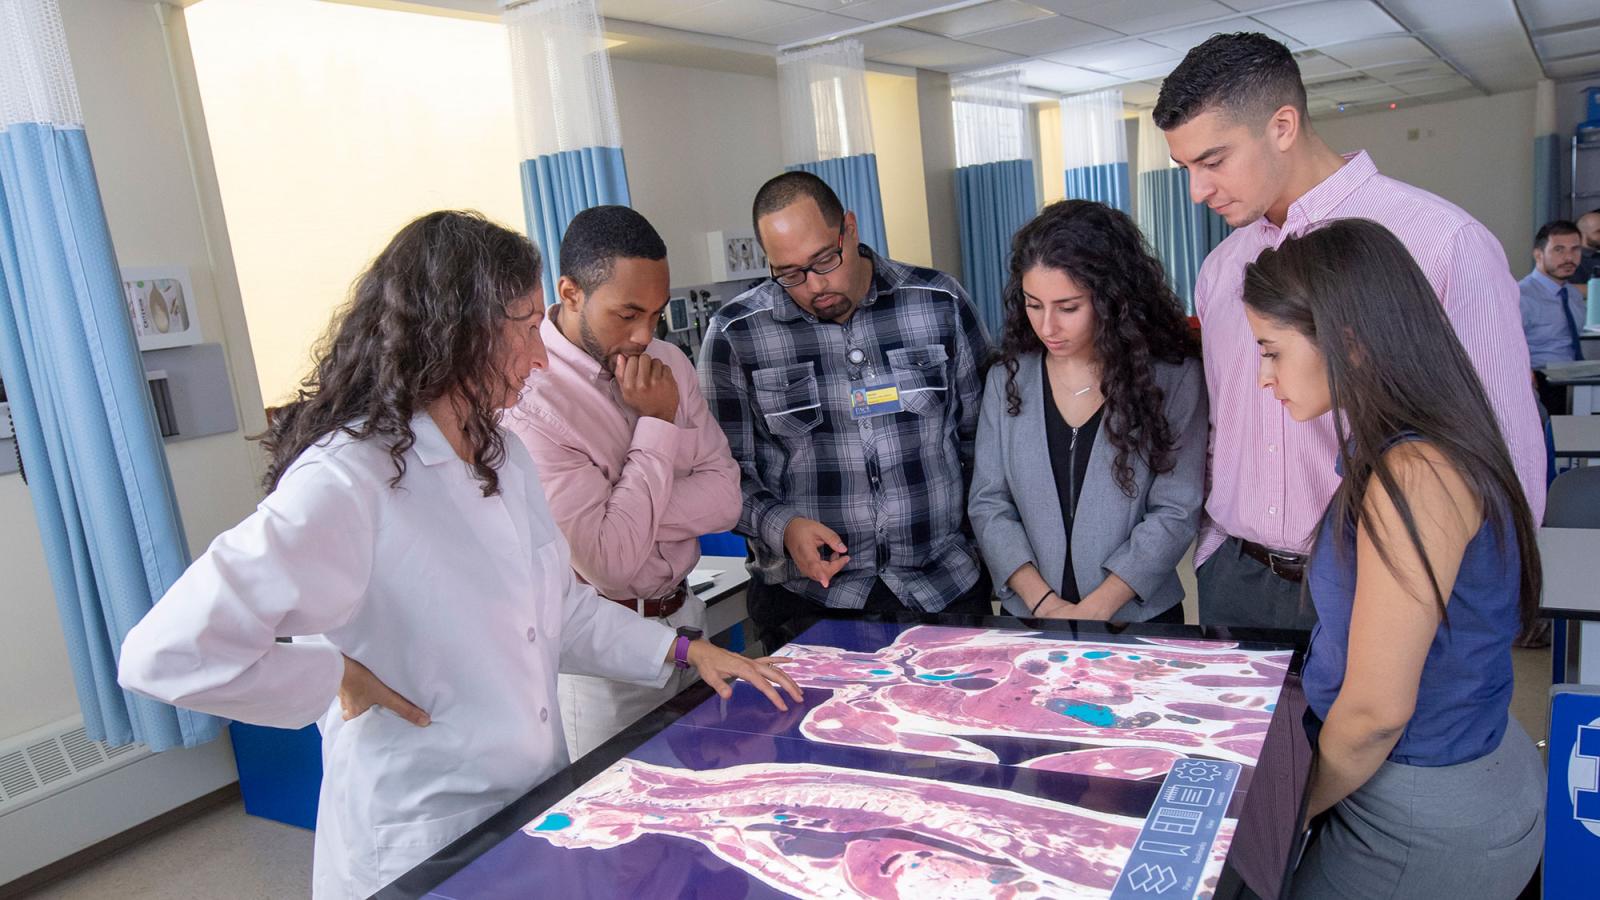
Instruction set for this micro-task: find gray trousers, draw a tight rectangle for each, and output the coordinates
[1196,536,1318,630]
[1291,718,1546,900]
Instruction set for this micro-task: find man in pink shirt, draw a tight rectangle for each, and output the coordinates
[504,206,741,758]
[1156,34,1546,629]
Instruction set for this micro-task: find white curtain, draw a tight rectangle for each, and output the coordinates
[1135,112,1175,177]
[502,0,629,296]
[1061,88,1129,213]
[951,68,1035,331]
[951,67,1031,168]
[1061,89,1127,169]
[777,39,875,167]
[504,0,622,160]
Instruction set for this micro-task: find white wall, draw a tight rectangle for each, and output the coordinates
[1313,89,1536,268]
[0,0,265,743]
[612,58,783,287]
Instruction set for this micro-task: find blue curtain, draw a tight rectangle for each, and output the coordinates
[0,122,218,751]
[1138,168,1202,310]
[1534,133,1562,228]
[1136,167,1233,313]
[1064,162,1130,215]
[790,153,888,257]
[520,145,630,299]
[957,159,1037,333]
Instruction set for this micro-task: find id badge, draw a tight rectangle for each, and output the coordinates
[849,379,904,419]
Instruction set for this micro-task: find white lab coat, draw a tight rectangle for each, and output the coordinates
[118,413,676,899]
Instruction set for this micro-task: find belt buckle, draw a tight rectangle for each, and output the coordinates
[1266,551,1299,577]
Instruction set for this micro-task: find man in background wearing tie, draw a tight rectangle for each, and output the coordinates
[1520,220,1587,415]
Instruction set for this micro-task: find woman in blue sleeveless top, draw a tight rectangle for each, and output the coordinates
[1240,219,1545,899]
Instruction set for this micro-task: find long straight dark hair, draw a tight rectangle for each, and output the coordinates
[996,200,1198,495]
[1242,218,1540,628]
[261,210,542,497]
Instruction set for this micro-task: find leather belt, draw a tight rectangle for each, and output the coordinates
[609,582,687,619]
[1239,540,1307,583]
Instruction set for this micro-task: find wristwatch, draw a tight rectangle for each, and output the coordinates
[672,625,703,670]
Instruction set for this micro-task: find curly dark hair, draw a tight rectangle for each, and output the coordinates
[997,200,1198,496]
[261,210,543,497]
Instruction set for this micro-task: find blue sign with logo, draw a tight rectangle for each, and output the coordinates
[1546,687,1600,899]
[1111,758,1241,899]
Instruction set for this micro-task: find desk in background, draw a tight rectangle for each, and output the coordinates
[1543,359,1600,415]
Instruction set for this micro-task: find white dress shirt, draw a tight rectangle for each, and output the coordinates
[118,413,675,898]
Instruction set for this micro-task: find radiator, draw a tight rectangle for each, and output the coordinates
[0,716,238,886]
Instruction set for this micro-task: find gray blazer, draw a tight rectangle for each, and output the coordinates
[968,353,1207,621]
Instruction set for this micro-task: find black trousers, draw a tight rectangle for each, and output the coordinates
[746,568,994,653]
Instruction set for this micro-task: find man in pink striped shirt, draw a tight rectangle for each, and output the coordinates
[1156,34,1546,629]
[504,206,741,758]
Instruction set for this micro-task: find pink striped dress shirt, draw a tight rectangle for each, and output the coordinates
[1195,151,1547,565]
[503,309,741,601]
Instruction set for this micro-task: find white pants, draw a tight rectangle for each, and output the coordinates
[559,591,706,760]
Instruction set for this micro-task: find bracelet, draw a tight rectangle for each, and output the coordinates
[1030,590,1057,616]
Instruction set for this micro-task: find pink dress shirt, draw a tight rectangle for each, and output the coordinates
[504,307,741,601]
[1196,151,1546,565]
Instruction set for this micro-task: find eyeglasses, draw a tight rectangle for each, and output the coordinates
[771,228,846,288]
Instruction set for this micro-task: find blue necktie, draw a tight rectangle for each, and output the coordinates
[1558,284,1583,361]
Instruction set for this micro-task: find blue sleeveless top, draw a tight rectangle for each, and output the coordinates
[1303,452,1521,767]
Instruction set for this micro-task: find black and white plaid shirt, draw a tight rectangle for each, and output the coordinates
[697,246,991,611]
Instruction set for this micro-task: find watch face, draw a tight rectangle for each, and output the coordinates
[676,626,704,640]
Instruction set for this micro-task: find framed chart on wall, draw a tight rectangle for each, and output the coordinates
[122,266,202,352]
[706,230,769,282]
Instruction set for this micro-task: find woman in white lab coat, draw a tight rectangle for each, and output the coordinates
[118,211,801,899]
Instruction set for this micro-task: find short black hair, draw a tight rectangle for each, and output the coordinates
[559,205,667,294]
[751,171,844,244]
[1535,219,1580,250]
[1153,32,1308,131]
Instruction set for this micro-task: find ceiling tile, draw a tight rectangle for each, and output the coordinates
[1395,75,1473,96]
[902,1,1056,38]
[1115,60,1186,81]
[874,36,1025,69]
[1520,0,1600,33]
[1305,72,1379,94]
[1118,81,1163,105]
[1045,38,1179,71]
[1016,58,1122,91]
[962,14,1122,54]
[1321,35,1433,68]
[1544,52,1600,78]
[1067,0,1235,35]
[601,0,716,24]
[770,0,875,12]
[1294,50,1352,78]
[1144,17,1303,53]
[1361,59,1455,83]
[744,11,864,45]
[1215,0,1290,9]
[1251,0,1403,46]
[827,0,960,23]
[1534,24,1600,62]
[1026,1,1105,14]
[856,25,943,56]
[658,0,815,37]
[1315,83,1402,103]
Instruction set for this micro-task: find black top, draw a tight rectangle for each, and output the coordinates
[1040,355,1103,605]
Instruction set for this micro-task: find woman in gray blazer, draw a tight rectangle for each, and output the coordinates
[969,200,1206,622]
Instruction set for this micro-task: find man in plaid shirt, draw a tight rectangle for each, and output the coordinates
[698,172,992,650]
